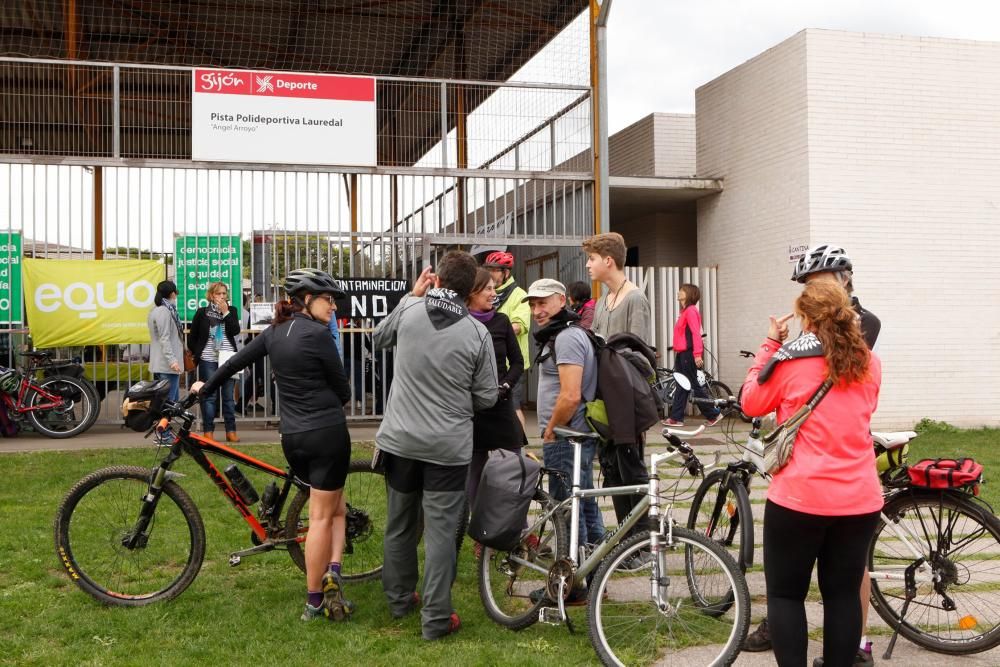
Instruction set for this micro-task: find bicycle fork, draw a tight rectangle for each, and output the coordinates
[122,464,177,550]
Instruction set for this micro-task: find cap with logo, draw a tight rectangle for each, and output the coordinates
[522,278,567,302]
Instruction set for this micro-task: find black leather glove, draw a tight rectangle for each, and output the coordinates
[497,382,511,402]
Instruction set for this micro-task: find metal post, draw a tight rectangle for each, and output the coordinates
[93,167,103,259]
[440,82,449,169]
[590,0,612,237]
[112,65,120,158]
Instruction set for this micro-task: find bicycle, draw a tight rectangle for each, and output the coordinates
[0,350,100,438]
[54,392,388,606]
[478,425,750,667]
[687,396,1000,657]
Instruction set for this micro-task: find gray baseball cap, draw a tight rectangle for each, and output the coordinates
[522,278,567,302]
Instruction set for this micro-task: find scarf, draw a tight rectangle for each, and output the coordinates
[425,287,469,330]
[493,277,517,310]
[206,302,226,351]
[163,299,184,339]
[757,332,825,384]
[532,308,581,365]
[469,309,496,324]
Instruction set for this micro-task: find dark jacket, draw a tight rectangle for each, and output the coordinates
[188,306,241,359]
[596,332,660,447]
[473,312,527,451]
[198,313,351,434]
[852,297,881,350]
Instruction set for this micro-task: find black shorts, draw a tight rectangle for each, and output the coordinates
[281,423,351,491]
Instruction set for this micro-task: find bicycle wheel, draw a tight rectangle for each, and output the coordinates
[735,384,752,423]
[869,491,1000,654]
[707,380,733,402]
[588,528,750,667]
[478,487,567,630]
[27,375,99,438]
[286,459,388,581]
[687,468,755,573]
[43,370,102,429]
[53,465,205,606]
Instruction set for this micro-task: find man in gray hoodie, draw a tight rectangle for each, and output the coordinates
[373,250,498,640]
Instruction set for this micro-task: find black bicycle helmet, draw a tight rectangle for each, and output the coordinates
[283,268,346,298]
[791,244,853,283]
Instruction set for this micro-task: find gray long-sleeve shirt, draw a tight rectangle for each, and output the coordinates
[374,293,498,466]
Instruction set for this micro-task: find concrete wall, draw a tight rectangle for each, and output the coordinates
[653,113,696,176]
[613,208,697,267]
[697,29,1000,428]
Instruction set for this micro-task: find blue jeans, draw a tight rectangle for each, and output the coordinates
[543,437,604,545]
[198,360,236,432]
[154,372,179,402]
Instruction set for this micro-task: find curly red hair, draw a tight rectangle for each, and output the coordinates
[795,281,870,385]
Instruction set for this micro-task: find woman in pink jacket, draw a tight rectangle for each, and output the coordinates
[741,280,882,667]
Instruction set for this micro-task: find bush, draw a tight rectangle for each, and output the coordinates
[914,418,960,434]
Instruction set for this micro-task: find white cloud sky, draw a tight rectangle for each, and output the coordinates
[606,0,1000,131]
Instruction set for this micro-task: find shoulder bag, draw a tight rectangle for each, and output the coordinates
[761,378,834,475]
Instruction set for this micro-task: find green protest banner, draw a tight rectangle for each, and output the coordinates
[174,235,242,321]
[0,232,23,324]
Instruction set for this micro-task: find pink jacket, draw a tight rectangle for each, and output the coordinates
[740,338,883,516]
[672,306,704,356]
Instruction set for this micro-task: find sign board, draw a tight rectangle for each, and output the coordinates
[192,68,377,166]
[469,213,514,256]
[335,278,409,320]
[174,236,243,321]
[0,232,22,324]
[22,259,163,347]
[248,302,275,331]
[788,243,808,263]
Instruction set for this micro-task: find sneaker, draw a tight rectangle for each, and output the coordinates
[321,571,355,621]
[620,550,654,571]
[391,591,421,619]
[300,603,325,621]
[742,618,772,652]
[662,418,685,427]
[705,413,725,427]
[473,542,483,560]
[424,611,461,640]
[812,642,875,667]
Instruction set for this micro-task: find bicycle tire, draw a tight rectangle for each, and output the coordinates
[42,370,102,429]
[27,375,99,438]
[868,491,1000,655]
[707,380,733,402]
[588,528,750,667]
[286,459,387,581]
[735,384,752,423]
[53,465,205,606]
[687,468,755,573]
[478,487,567,630]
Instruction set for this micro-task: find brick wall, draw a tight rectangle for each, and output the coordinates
[696,28,1000,428]
[653,113,696,176]
[695,30,811,412]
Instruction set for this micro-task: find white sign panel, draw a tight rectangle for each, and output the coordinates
[788,243,808,263]
[249,302,275,331]
[192,69,376,166]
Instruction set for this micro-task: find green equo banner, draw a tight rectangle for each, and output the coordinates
[174,235,242,321]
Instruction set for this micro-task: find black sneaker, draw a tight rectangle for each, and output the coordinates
[742,618,772,652]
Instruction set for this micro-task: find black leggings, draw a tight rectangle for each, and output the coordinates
[763,500,880,667]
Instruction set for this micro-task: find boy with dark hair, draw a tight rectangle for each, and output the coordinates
[374,250,498,640]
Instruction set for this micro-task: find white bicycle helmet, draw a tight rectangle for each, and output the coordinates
[791,244,853,283]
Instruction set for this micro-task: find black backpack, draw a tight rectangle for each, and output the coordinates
[545,325,662,446]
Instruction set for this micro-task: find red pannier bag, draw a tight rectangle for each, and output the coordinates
[908,458,984,495]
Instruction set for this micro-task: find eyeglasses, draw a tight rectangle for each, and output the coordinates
[312,294,336,304]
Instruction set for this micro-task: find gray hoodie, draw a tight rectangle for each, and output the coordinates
[374,290,498,466]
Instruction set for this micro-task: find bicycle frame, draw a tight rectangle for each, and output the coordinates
[3,375,65,414]
[137,414,305,556]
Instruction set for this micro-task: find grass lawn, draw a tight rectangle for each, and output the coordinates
[1,443,600,667]
[2,424,997,666]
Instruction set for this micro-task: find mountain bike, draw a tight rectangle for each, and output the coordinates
[478,424,750,666]
[54,394,388,606]
[687,396,1000,657]
[0,351,100,438]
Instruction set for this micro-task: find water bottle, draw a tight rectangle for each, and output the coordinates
[258,481,279,519]
[224,464,260,505]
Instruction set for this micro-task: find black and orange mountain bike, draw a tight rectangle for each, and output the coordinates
[54,394,388,606]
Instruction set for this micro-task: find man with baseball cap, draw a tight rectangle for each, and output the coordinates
[525,278,601,602]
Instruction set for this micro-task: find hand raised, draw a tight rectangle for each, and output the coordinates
[768,313,794,342]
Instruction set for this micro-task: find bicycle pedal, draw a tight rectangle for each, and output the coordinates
[229,555,241,567]
[538,607,565,625]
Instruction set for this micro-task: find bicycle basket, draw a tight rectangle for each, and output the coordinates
[121,379,170,432]
[0,368,20,393]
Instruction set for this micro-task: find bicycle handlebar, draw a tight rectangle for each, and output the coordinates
[691,396,738,409]
[738,350,755,359]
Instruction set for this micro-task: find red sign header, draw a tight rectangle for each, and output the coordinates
[193,69,375,102]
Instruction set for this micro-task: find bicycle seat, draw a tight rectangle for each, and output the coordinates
[872,431,917,450]
[552,426,600,441]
